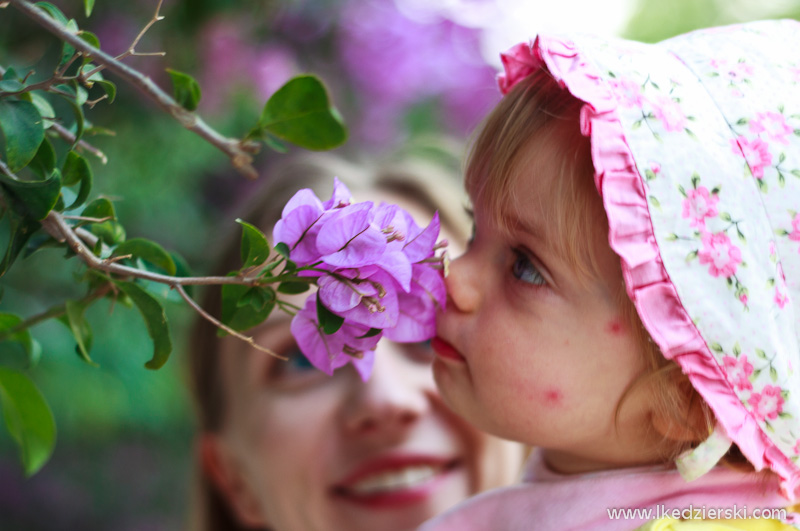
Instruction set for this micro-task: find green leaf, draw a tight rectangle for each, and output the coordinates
[81,197,115,221]
[0,207,40,276]
[236,286,276,312]
[58,20,80,69]
[0,313,42,368]
[29,91,56,129]
[28,137,56,179]
[770,365,778,383]
[258,75,347,151]
[755,348,767,359]
[791,169,800,178]
[236,218,270,268]
[113,238,176,275]
[316,296,344,335]
[0,79,25,92]
[719,212,732,222]
[88,220,125,246]
[35,2,69,25]
[0,367,56,476]
[165,69,201,112]
[709,342,724,353]
[95,80,116,103]
[0,99,45,172]
[60,300,96,366]
[53,84,85,143]
[84,0,95,17]
[220,283,276,333]
[277,281,310,294]
[78,30,100,50]
[677,184,687,198]
[61,151,93,210]
[274,242,291,260]
[732,342,741,356]
[356,327,382,339]
[0,170,62,220]
[115,281,172,370]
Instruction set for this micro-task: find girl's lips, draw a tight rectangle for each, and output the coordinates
[431,337,466,362]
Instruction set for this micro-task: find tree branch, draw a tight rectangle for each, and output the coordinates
[39,209,265,287]
[8,0,261,179]
[174,284,284,359]
[49,122,108,164]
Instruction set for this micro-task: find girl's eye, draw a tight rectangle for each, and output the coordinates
[512,249,545,286]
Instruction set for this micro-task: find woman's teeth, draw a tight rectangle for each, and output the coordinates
[347,465,441,494]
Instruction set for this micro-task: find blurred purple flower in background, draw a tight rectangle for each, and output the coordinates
[337,0,499,144]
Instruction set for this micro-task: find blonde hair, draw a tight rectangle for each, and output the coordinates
[465,67,748,466]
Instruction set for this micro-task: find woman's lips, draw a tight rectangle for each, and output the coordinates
[332,455,461,508]
[431,337,466,362]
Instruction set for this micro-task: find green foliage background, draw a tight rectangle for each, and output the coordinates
[0,0,798,529]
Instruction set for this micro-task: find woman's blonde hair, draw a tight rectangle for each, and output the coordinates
[186,151,471,530]
[464,67,747,465]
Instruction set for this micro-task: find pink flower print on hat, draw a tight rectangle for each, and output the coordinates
[748,385,785,422]
[723,355,754,391]
[682,186,719,229]
[790,213,800,242]
[607,76,645,108]
[775,288,789,309]
[651,95,688,132]
[698,231,742,278]
[710,58,755,83]
[731,135,772,179]
[749,111,793,145]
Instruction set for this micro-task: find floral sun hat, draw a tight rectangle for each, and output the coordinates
[498,20,800,498]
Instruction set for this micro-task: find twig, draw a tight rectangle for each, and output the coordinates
[119,0,165,60]
[8,0,260,179]
[49,122,108,164]
[174,284,285,360]
[39,208,262,286]
[61,215,112,223]
[0,283,113,341]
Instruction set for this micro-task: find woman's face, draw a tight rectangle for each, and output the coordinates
[203,194,523,531]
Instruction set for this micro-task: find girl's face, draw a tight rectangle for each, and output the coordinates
[203,195,523,531]
[432,135,664,474]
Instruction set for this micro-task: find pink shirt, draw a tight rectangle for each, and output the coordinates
[419,451,795,530]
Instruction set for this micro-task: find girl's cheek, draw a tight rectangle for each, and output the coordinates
[605,318,626,336]
[541,387,564,407]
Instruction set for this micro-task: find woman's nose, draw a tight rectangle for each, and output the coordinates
[444,252,482,314]
[342,344,431,438]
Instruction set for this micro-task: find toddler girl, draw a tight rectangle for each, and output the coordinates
[424,19,800,530]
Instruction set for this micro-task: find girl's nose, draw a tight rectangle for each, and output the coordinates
[444,252,482,314]
[342,343,431,438]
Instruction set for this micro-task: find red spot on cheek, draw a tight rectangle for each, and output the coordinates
[543,388,563,406]
[606,318,625,336]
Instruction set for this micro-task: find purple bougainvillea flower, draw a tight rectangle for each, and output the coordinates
[384,264,446,342]
[273,204,324,265]
[322,177,354,209]
[276,179,446,379]
[403,212,440,263]
[290,295,381,378]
